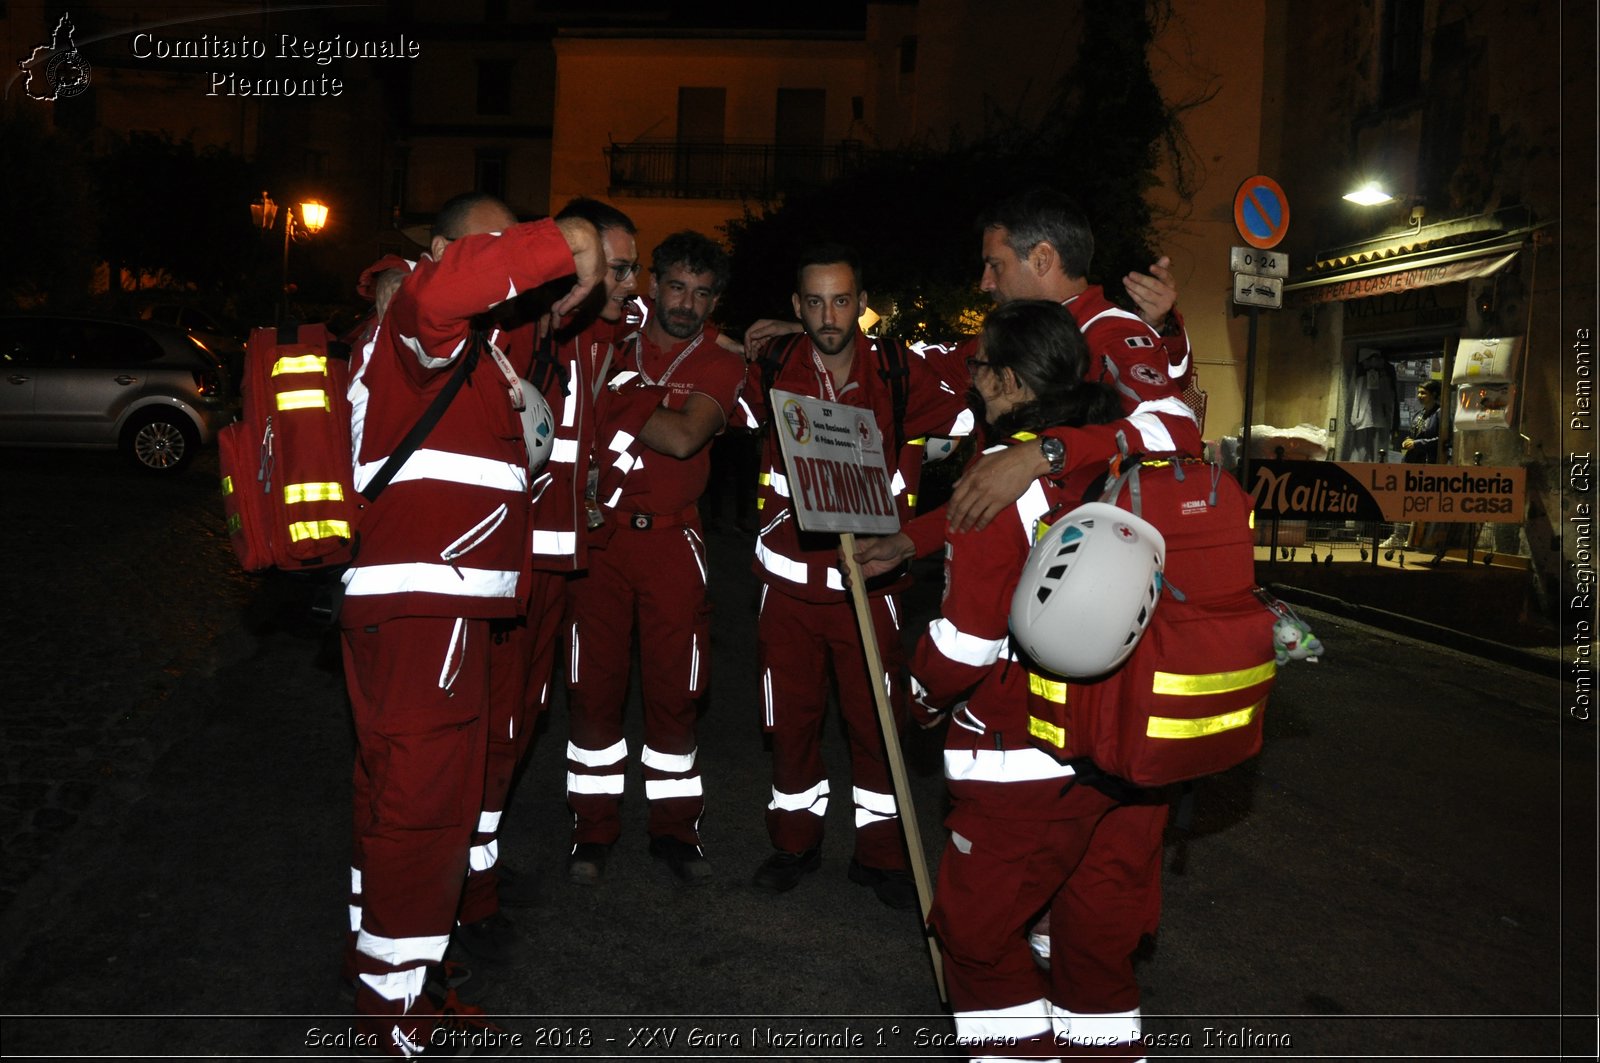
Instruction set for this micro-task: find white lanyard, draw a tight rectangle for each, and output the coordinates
[635,331,704,387]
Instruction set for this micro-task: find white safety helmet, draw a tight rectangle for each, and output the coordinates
[1009,501,1166,678]
[517,379,556,475]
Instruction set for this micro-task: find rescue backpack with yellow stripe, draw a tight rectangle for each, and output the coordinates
[219,323,361,572]
[219,323,483,574]
[1017,455,1277,790]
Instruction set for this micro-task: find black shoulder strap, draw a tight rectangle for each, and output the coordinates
[759,332,803,409]
[876,337,911,455]
[530,326,569,397]
[359,329,484,502]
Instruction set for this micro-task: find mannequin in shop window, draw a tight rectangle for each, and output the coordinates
[1346,352,1399,461]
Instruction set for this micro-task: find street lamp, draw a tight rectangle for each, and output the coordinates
[252,191,331,324]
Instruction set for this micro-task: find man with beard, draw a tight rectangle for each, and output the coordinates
[563,230,746,886]
[735,244,972,909]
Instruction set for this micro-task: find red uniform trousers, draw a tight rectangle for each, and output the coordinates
[928,786,1159,1063]
[1049,800,1167,1061]
[757,588,909,870]
[456,571,567,925]
[342,616,489,1054]
[564,515,710,845]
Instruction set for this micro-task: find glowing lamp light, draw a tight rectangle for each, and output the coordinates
[298,200,330,234]
[1343,181,1396,207]
[858,305,881,332]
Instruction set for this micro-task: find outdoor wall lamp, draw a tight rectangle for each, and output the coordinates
[1342,181,1396,206]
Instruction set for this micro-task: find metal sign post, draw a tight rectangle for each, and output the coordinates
[1231,176,1292,487]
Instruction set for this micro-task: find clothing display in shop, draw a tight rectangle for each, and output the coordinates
[1346,353,1399,461]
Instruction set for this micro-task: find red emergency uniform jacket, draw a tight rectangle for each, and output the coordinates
[736,332,974,602]
[340,220,577,626]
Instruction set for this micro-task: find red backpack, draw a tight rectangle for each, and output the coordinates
[1025,456,1277,791]
[219,324,360,572]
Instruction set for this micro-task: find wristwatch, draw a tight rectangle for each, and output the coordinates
[1039,436,1066,477]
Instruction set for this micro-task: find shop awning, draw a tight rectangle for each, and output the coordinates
[1285,239,1524,305]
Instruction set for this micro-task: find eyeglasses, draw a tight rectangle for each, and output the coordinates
[965,357,991,374]
[609,262,642,282]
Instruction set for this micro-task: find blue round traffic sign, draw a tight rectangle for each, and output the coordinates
[1234,175,1290,249]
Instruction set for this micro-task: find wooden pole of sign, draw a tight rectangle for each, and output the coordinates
[838,531,947,1005]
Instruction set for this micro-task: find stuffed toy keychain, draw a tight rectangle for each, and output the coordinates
[1254,589,1326,665]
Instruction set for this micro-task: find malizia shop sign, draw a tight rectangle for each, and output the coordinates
[1248,460,1526,522]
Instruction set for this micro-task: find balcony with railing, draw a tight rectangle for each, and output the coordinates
[605,139,870,200]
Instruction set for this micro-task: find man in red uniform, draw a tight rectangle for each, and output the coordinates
[340,192,600,1055]
[737,245,973,909]
[563,230,746,886]
[453,198,648,961]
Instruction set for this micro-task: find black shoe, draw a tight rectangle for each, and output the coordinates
[847,858,919,911]
[494,863,538,908]
[567,842,611,886]
[451,911,524,966]
[751,847,821,893]
[649,835,713,886]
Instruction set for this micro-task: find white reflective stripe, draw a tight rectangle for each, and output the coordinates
[1128,396,1197,450]
[762,667,775,728]
[550,437,578,463]
[853,786,898,816]
[353,447,525,494]
[399,331,464,370]
[853,786,897,814]
[438,617,466,692]
[685,528,708,585]
[607,429,636,454]
[567,738,627,767]
[1079,305,1145,329]
[641,745,697,773]
[468,838,498,872]
[569,626,580,683]
[1016,480,1049,536]
[611,451,637,474]
[944,747,1077,783]
[359,967,430,1012]
[891,468,907,496]
[950,407,977,436]
[689,633,701,690]
[440,504,508,562]
[560,386,578,427]
[350,867,362,894]
[645,777,704,800]
[953,704,987,735]
[532,529,577,555]
[856,806,895,828]
[767,470,791,498]
[477,810,502,834]
[736,395,759,429]
[953,998,1052,1045]
[757,543,845,590]
[342,563,519,599]
[927,617,1005,667]
[356,929,451,969]
[884,595,900,631]
[566,771,625,795]
[1050,1004,1141,1046]
[768,779,829,815]
[604,486,624,507]
[1168,345,1191,379]
[348,904,361,933]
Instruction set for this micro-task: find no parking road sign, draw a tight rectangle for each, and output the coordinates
[1234,175,1290,249]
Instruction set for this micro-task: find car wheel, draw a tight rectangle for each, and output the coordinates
[122,409,200,473]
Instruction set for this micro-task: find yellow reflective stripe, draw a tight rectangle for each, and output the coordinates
[759,472,773,485]
[1152,660,1276,695]
[1028,672,1068,704]
[272,354,328,376]
[283,481,345,504]
[226,513,241,534]
[906,492,917,507]
[1146,702,1261,739]
[1010,430,1038,441]
[221,475,234,496]
[756,497,766,510]
[908,436,927,445]
[276,389,331,412]
[287,520,351,543]
[1028,716,1066,749]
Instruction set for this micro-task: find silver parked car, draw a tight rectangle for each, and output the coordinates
[0,314,235,473]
